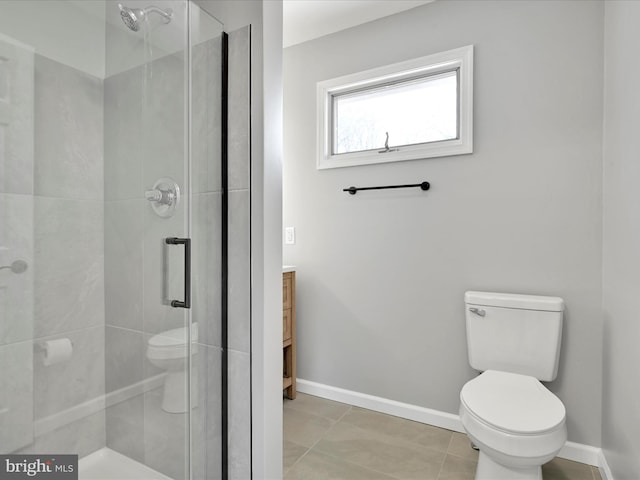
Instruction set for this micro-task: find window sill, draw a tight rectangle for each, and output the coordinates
[317,137,472,170]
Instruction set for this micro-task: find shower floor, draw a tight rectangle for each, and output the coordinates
[79,448,172,480]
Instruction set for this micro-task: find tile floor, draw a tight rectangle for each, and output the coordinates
[284,393,602,480]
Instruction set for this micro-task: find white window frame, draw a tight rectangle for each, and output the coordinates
[316,45,473,170]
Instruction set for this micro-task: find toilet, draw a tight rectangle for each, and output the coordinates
[460,292,567,480]
[146,323,198,413]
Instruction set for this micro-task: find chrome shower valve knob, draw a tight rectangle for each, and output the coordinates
[145,188,175,205]
[145,189,163,202]
[146,177,180,218]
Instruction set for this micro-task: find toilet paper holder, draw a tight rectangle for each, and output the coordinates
[33,339,75,353]
[34,338,75,366]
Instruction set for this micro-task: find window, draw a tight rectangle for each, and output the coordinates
[317,45,473,169]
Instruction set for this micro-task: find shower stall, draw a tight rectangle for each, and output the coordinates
[0,1,251,478]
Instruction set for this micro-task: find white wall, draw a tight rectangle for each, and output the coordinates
[256,3,284,478]
[602,1,640,478]
[283,0,604,447]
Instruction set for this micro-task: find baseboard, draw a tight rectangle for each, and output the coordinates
[297,378,464,433]
[297,378,603,467]
[558,441,602,467]
[598,449,615,480]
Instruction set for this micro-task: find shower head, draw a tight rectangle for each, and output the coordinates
[119,4,143,31]
[118,4,173,32]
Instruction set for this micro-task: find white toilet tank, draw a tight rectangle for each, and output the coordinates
[465,291,564,381]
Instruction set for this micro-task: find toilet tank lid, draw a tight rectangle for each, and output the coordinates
[465,291,564,312]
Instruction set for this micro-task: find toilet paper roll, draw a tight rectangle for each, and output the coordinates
[42,338,73,367]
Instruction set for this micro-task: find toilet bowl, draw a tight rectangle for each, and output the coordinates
[146,323,198,413]
[460,370,567,480]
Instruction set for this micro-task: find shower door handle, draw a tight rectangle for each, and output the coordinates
[165,237,191,309]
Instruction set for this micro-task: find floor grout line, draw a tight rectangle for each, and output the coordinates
[299,404,447,480]
[286,395,456,480]
[300,404,404,479]
[283,443,312,478]
[283,403,354,476]
[434,434,455,480]
[333,404,353,424]
[445,433,480,464]
[307,404,352,450]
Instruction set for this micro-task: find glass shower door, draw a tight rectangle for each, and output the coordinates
[104,1,193,477]
[104,1,224,479]
[188,4,225,479]
[0,1,225,479]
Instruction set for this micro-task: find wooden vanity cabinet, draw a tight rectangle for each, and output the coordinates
[283,271,296,399]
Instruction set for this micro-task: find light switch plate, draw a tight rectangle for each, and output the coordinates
[285,227,295,245]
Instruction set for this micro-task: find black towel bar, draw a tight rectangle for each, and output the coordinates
[343,181,430,195]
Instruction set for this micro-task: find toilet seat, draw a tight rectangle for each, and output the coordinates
[461,370,565,435]
[147,323,199,360]
[459,370,567,472]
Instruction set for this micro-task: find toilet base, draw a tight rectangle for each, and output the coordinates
[476,451,542,480]
[161,369,198,414]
